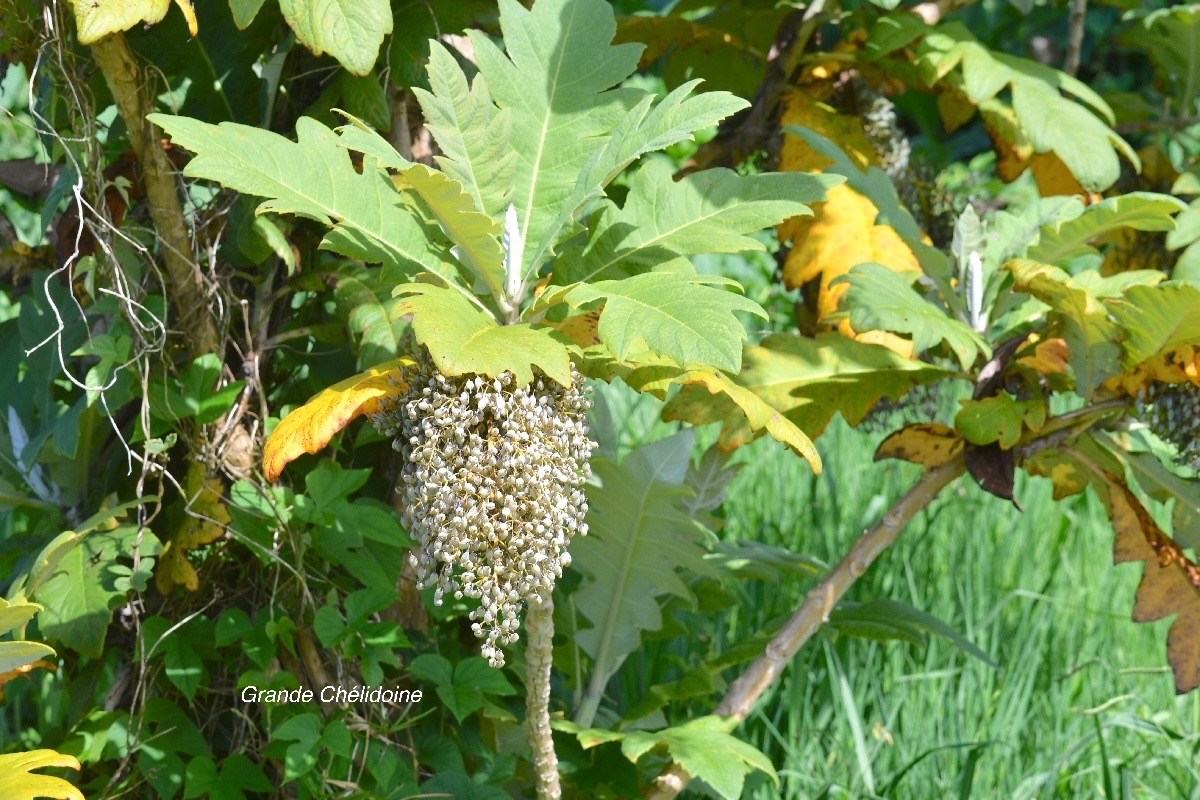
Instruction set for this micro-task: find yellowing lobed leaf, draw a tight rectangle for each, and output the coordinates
[262,357,415,482]
[875,423,965,468]
[1105,475,1200,693]
[68,0,196,44]
[0,750,83,800]
[0,599,55,674]
[662,368,821,473]
[278,0,392,75]
[662,332,949,453]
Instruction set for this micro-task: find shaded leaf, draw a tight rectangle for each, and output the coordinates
[966,443,1016,505]
[572,432,710,691]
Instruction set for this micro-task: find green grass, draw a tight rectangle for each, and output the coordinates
[719,419,1200,799]
[597,382,1200,799]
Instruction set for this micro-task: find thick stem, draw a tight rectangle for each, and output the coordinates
[525,590,561,800]
[1064,0,1087,77]
[90,32,220,357]
[643,457,967,800]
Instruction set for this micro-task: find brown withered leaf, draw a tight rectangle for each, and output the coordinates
[262,357,414,482]
[1105,476,1200,693]
[875,423,965,468]
[965,443,1018,506]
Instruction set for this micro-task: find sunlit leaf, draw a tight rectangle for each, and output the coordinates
[875,423,965,468]
[0,750,83,800]
[261,358,414,482]
[278,0,391,75]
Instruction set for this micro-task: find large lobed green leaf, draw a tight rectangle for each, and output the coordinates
[468,0,643,278]
[1110,283,1200,366]
[556,160,841,284]
[392,281,572,386]
[571,432,712,698]
[414,41,517,221]
[564,273,764,374]
[1028,192,1186,264]
[150,114,452,281]
[468,0,751,279]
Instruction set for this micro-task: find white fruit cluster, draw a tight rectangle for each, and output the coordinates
[371,354,595,667]
[1136,381,1200,470]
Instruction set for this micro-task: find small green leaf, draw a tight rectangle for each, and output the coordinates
[278,0,391,75]
[832,263,990,369]
[393,281,573,386]
[954,394,1044,449]
[565,273,764,373]
[620,716,778,800]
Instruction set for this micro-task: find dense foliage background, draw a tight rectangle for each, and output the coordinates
[1,0,1199,798]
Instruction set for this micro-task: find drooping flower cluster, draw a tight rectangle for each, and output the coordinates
[371,353,595,666]
[1136,381,1200,471]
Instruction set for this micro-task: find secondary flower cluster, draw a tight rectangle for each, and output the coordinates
[372,354,595,667]
[1136,380,1200,470]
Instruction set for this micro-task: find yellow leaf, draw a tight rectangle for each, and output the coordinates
[1103,344,1200,397]
[874,423,964,468]
[156,463,232,594]
[780,183,920,350]
[155,543,199,594]
[1023,449,1091,500]
[777,89,879,178]
[1028,152,1093,199]
[69,0,197,44]
[262,357,414,482]
[1016,337,1070,375]
[0,750,83,800]
[546,309,602,348]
